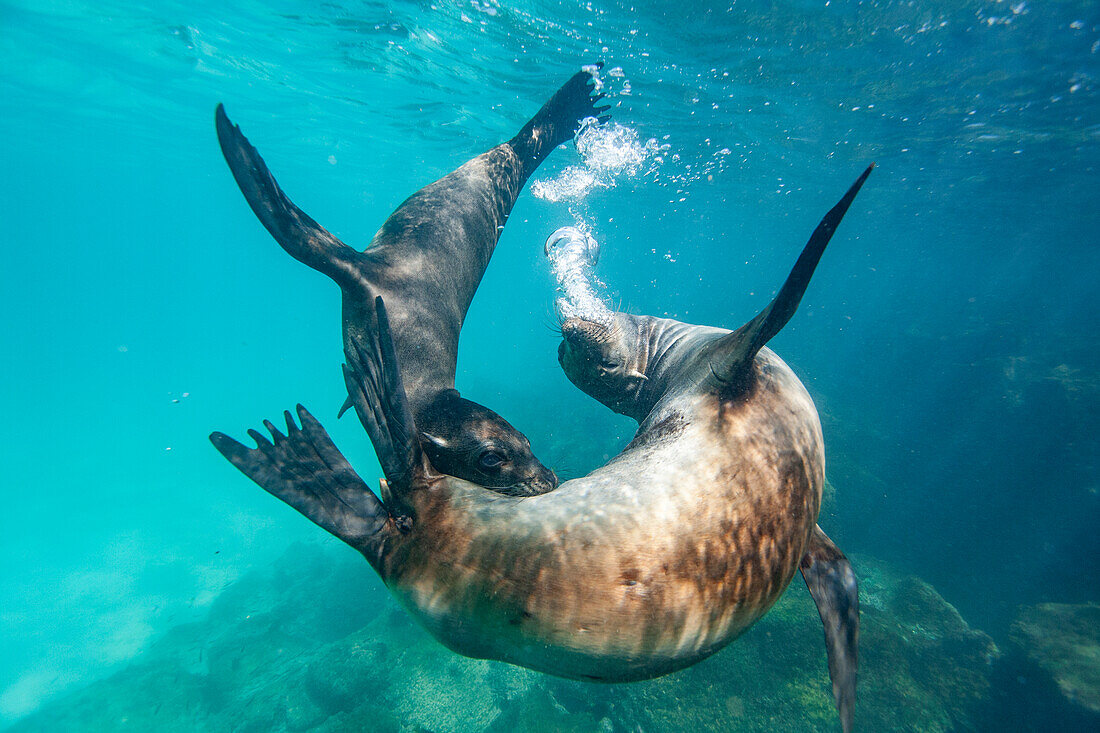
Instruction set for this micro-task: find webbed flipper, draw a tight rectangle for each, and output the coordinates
[710,164,874,393]
[509,64,612,179]
[210,405,393,569]
[215,104,363,289]
[342,296,426,500]
[800,524,859,733]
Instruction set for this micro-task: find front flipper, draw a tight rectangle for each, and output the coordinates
[342,296,427,504]
[210,404,394,570]
[800,525,859,733]
[509,64,612,178]
[215,104,363,290]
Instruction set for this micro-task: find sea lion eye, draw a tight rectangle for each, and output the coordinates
[479,451,505,469]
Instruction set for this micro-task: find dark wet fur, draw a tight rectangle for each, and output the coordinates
[213,68,608,493]
[801,527,859,733]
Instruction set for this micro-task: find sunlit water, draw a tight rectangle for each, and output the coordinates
[1,0,1097,728]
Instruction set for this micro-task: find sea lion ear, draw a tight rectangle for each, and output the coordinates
[710,164,874,394]
[420,432,449,448]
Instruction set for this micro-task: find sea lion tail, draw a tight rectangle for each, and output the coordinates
[508,64,612,179]
[209,405,394,571]
[215,104,364,290]
[709,164,874,392]
[342,296,425,496]
[800,525,859,733]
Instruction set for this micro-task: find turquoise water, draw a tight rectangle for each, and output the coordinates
[1,0,1097,729]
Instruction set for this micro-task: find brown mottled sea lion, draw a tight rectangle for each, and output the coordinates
[214,67,609,495]
[210,164,871,732]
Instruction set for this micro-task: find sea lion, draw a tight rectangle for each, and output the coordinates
[209,164,871,732]
[214,67,609,495]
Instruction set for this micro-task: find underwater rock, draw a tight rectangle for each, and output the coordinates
[853,558,1001,732]
[7,549,1001,732]
[1011,603,1100,715]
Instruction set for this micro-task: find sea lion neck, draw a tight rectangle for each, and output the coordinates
[631,315,717,420]
[340,290,458,412]
[558,313,716,424]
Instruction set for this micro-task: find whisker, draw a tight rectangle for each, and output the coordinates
[541,318,565,336]
[541,301,567,334]
[612,293,627,316]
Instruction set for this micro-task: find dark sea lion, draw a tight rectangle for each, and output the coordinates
[209,164,871,732]
[214,67,609,495]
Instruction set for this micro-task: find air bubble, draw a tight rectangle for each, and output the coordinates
[544,227,612,326]
[532,121,665,202]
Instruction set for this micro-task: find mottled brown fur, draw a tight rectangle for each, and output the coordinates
[367,341,823,682]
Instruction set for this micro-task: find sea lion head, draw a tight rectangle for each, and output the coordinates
[418,389,558,496]
[558,313,651,420]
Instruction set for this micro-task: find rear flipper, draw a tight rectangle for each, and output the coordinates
[210,404,394,570]
[509,64,612,178]
[710,164,874,394]
[215,104,363,290]
[801,524,859,733]
[342,296,427,508]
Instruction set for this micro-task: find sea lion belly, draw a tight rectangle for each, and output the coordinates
[383,351,823,681]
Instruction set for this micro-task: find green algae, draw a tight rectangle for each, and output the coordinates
[1011,602,1100,714]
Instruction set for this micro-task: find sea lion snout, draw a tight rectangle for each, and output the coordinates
[558,318,610,369]
[561,317,609,345]
[510,465,559,496]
